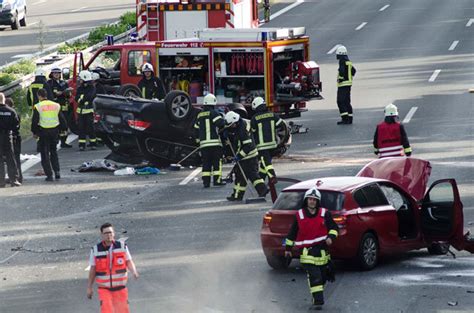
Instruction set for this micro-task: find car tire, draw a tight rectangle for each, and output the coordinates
[357,232,379,270]
[427,242,450,255]
[164,90,192,122]
[117,84,141,98]
[20,8,26,27]
[11,13,20,30]
[266,255,291,270]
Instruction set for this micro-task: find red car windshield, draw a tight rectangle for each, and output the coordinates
[272,190,345,211]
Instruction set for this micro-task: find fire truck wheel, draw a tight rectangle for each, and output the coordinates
[117,84,141,98]
[164,91,192,122]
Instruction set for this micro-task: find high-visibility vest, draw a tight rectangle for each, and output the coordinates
[337,60,354,87]
[295,208,328,248]
[34,100,60,129]
[376,121,404,158]
[93,241,128,289]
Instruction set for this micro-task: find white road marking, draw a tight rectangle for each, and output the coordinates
[32,0,47,5]
[466,18,474,27]
[428,69,441,82]
[11,54,34,59]
[327,44,341,54]
[355,22,367,31]
[379,4,390,11]
[21,134,78,173]
[0,230,30,264]
[448,40,459,51]
[29,22,39,27]
[269,0,304,21]
[71,6,87,13]
[402,107,417,124]
[84,265,90,271]
[179,168,202,185]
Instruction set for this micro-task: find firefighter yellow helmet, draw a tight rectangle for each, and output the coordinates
[251,97,265,110]
[304,187,321,200]
[203,94,217,106]
[225,111,240,125]
[384,103,398,117]
[336,45,348,55]
[79,70,92,82]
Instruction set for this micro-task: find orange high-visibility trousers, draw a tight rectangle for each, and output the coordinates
[98,287,130,313]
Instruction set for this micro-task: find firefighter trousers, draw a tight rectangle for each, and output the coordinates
[230,157,267,200]
[78,113,96,148]
[201,146,223,187]
[258,149,276,181]
[98,287,129,313]
[0,133,18,186]
[60,108,71,144]
[337,86,353,122]
[38,128,60,178]
[300,246,332,306]
[13,135,22,183]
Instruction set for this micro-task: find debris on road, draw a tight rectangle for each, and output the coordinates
[90,196,98,200]
[135,167,160,175]
[73,159,118,172]
[20,154,40,161]
[447,301,458,306]
[114,167,136,176]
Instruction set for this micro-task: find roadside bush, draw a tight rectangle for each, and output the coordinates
[120,11,137,28]
[6,88,31,138]
[2,60,36,76]
[88,23,129,45]
[0,73,17,86]
[58,40,90,54]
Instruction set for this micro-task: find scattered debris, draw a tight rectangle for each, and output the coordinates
[447,301,458,306]
[11,247,75,253]
[90,196,98,200]
[270,299,278,303]
[114,167,136,176]
[34,170,45,176]
[135,167,160,175]
[109,212,122,215]
[73,159,118,172]
[20,154,40,161]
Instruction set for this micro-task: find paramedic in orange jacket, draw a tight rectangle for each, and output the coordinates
[87,223,139,313]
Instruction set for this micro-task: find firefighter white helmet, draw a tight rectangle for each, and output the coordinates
[384,103,399,117]
[251,97,265,110]
[50,67,62,74]
[304,187,321,200]
[91,72,100,81]
[225,111,240,125]
[35,68,47,77]
[142,63,154,73]
[79,70,92,82]
[203,93,217,106]
[335,45,348,55]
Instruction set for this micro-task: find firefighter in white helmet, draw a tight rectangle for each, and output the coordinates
[224,110,268,201]
[75,70,97,151]
[27,68,53,107]
[285,187,338,310]
[335,45,356,125]
[250,97,284,183]
[48,67,73,148]
[373,103,412,158]
[193,94,226,187]
[137,63,166,100]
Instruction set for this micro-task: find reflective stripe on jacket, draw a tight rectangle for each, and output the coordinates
[193,108,225,148]
[250,111,283,151]
[34,100,60,129]
[337,60,355,88]
[376,121,404,158]
[294,208,328,248]
[236,120,258,160]
[93,241,128,289]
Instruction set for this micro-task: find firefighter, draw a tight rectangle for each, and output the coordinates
[335,45,356,125]
[285,187,338,310]
[31,89,67,181]
[194,93,226,188]
[0,93,21,188]
[47,67,72,148]
[373,103,412,158]
[5,97,22,183]
[137,63,166,100]
[75,70,97,151]
[224,111,268,201]
[27,68,53,107]
[250,97,284,183]
[87,223,139,313]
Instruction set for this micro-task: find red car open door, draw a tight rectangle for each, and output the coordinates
[421,179,474,253]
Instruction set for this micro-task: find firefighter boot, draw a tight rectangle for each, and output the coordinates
[256,183,269,197]
[347,116,353,124]
[337,116,349,125]
[203,176,211,188]
[60,136,72,148]
[213,176,226,187]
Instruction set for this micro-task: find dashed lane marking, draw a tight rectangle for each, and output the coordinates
[355,22,367,31]
[32,0,47,5]
[428,69,441,82]
[448,40,459,51]
[379,5,390,11]
[71,6,87,12]
[402,107,417,124]
[179,168,202,185]
[466,18,474,27]
[327,44,341,55]
[269,0,304,21]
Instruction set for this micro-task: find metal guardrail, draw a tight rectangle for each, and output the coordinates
[0,27,136,96]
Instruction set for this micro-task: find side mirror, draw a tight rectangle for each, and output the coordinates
[62,68,70,80]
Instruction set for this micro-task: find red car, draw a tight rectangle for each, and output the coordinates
[261,157,474,270]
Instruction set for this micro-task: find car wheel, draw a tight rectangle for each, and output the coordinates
[266,255,291,270]
[427,242,450,255]
[117,84,141,98]
[357,232,379,270]
[20,8,26,27]
[11,13,20,30]
[164,90,192,122]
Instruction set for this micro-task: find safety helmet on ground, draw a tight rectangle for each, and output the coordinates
[304,187,321,201]
[225,111,240,125]
[50,67,61,74]
[335,45,348,56]
[79,70,92,82]
[141,63,154,73]
[203,93,217,106]
[91,72,100,81]
[384,103,398,117]
[35,68,47,77]
[251,97,265,110]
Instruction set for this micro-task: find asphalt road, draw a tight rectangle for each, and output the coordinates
[0,0,134,66]
[1,0,473,312]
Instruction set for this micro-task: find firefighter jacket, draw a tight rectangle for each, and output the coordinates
[337,56,356,88]
[373,120,412,157]
[27,77,53,107]
[137,76,166,100]
[0,104,19,134]
[47,79,69,111]
[92,241,129,289]
[31,100,67,135]
[75,84,96,115]
[250,108,284,151]
[231,119,259,160]
[193,107,225,148]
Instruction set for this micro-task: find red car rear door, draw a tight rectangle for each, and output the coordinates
[421,179,474,253]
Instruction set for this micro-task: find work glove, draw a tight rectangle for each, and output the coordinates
[405,152,412,157]
[374,149,379,155]
[232,155,241,163]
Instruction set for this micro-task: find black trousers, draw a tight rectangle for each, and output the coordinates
[201,146,223,186]
[337,86,353,120]
[78,113,96,147]
[258,149,276,180]
[60,109,71,143]
[13,135,22,183]
[39,128,60,178]
[0,133,18,185]
[302,263,326,305]
[230,157,267,199]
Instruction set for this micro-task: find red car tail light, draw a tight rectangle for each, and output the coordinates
[263,212,272,226]
[333,214,347,228]
[128,120,151,131]
[93,113,101,123]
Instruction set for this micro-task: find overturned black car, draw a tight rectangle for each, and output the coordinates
[93,91,291,166]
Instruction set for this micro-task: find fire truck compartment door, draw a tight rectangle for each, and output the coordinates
[165,11,207,40]
[271,44,304,53]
